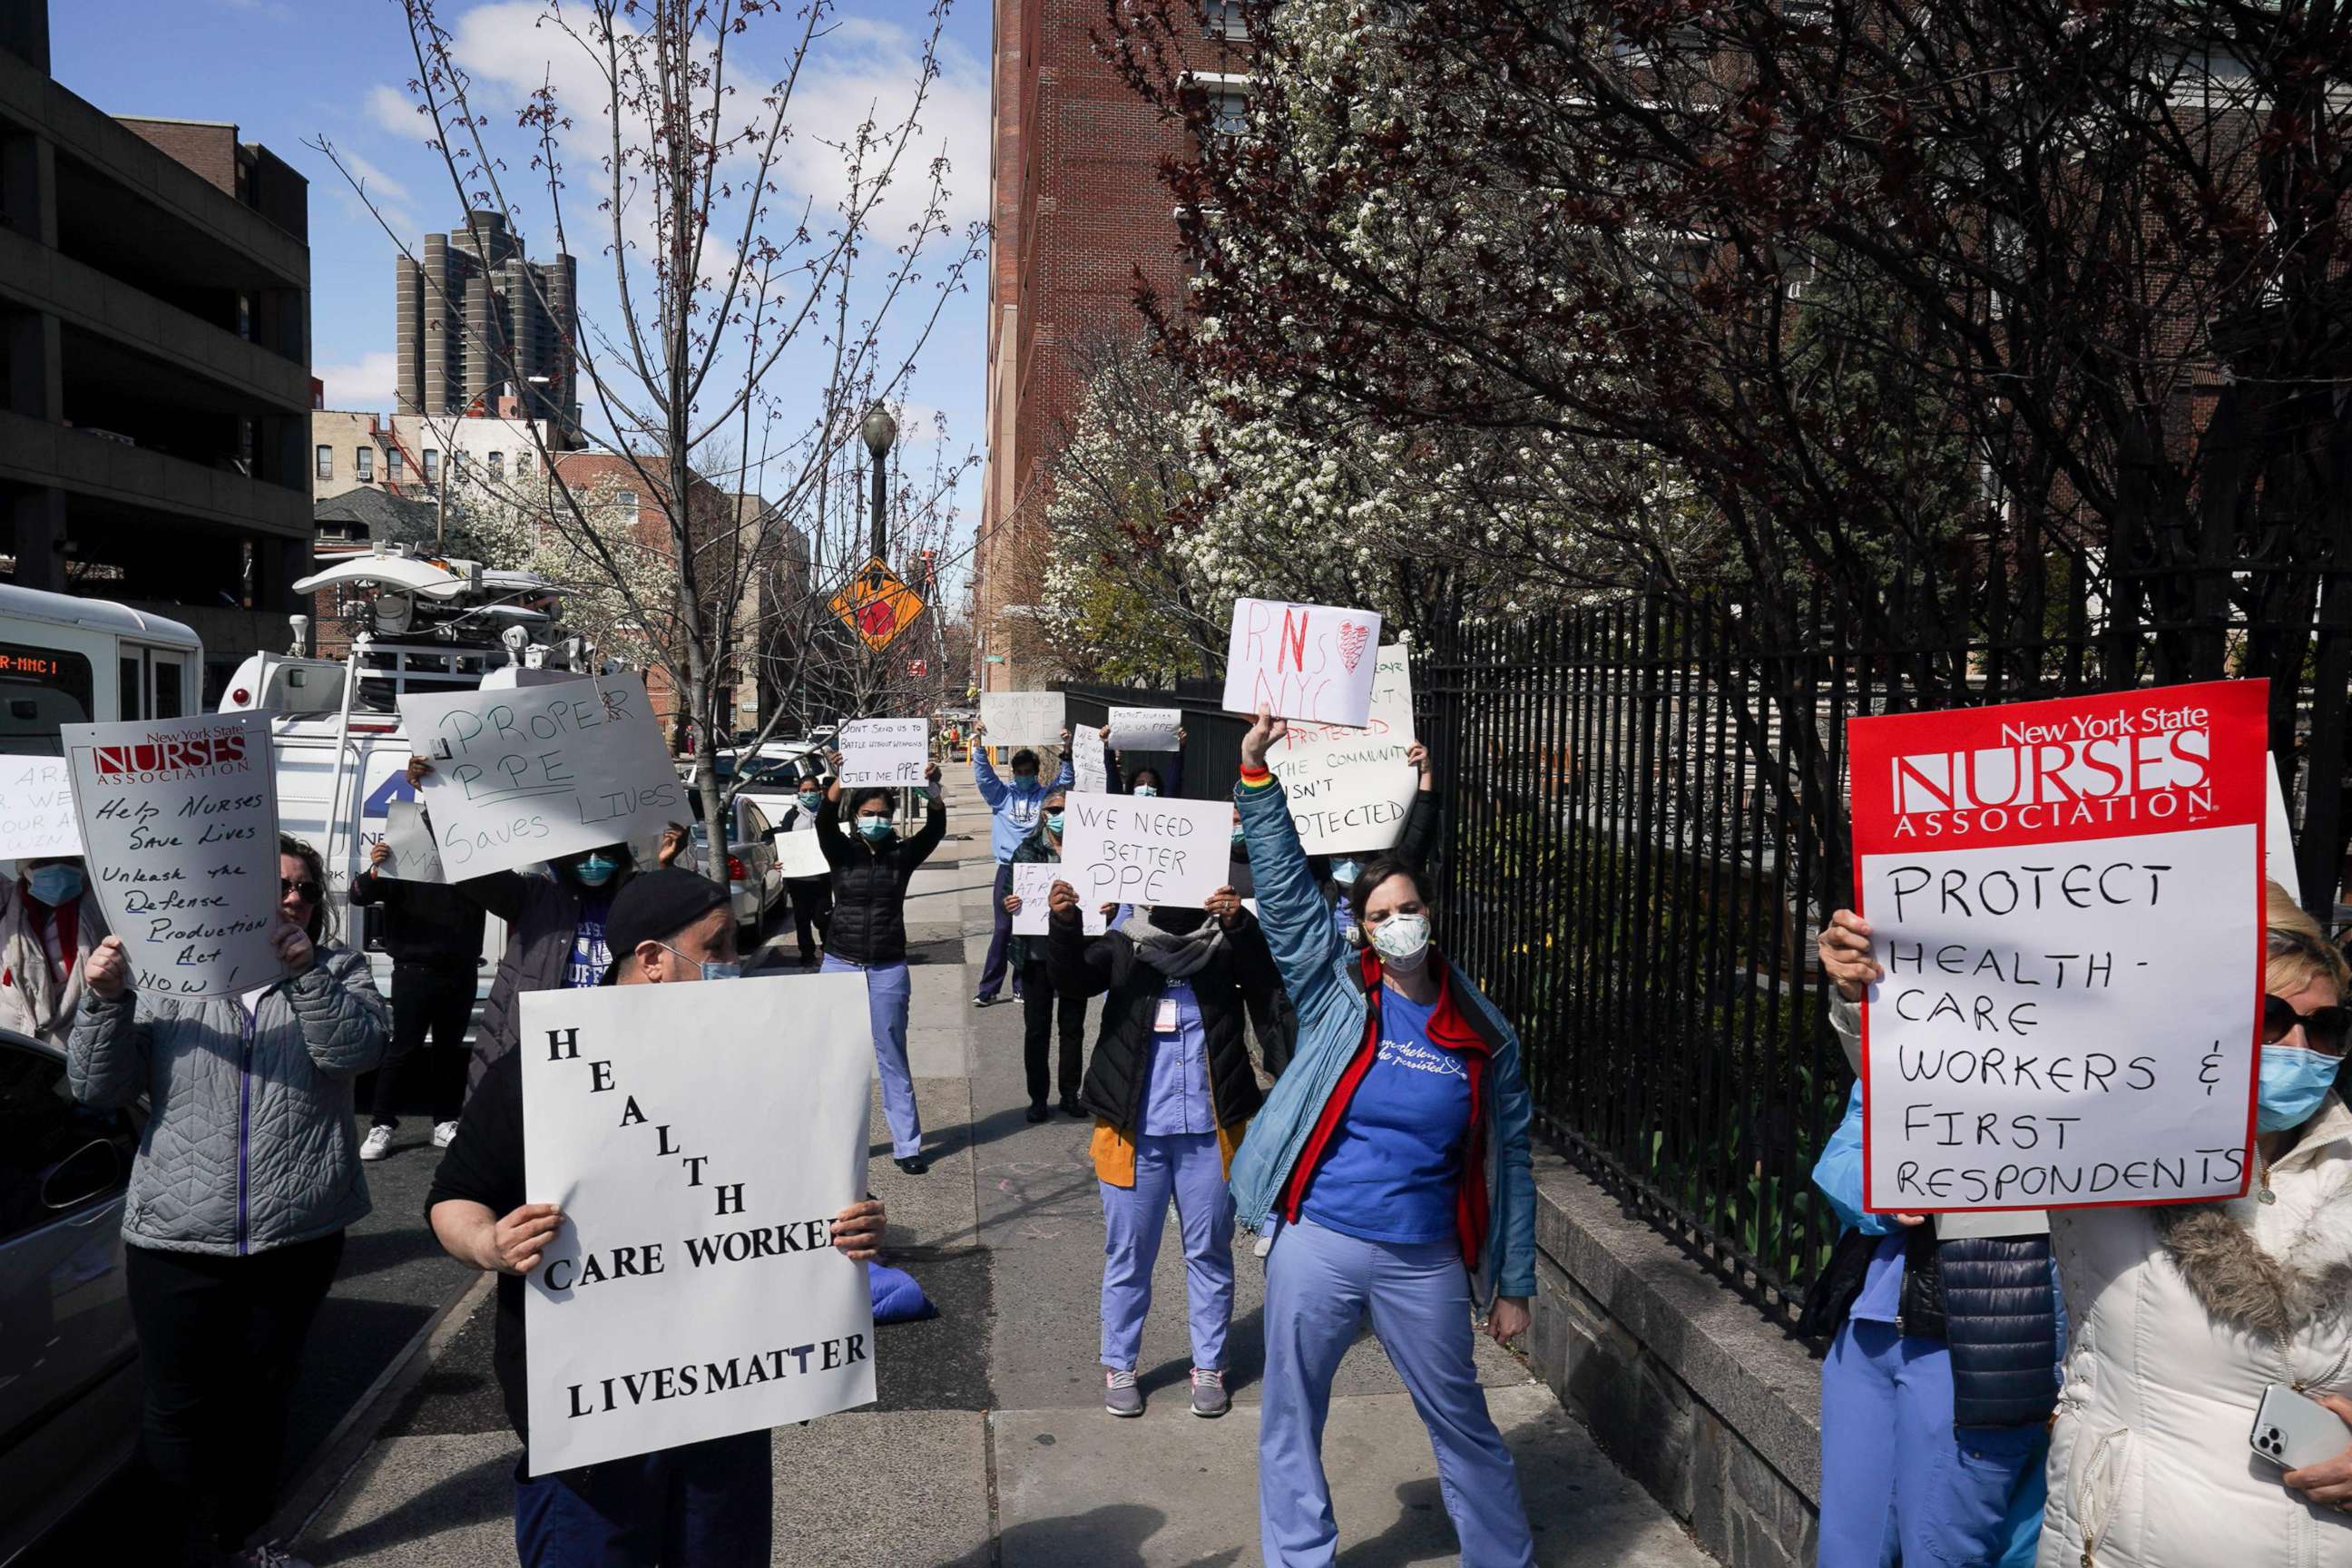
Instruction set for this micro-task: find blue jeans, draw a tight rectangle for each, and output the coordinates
[822,953,922,1158]
[513,1430,771,1566]
[1099,1130,1233,1370]
[1818,1318,2047,1568]
[1259,1217,1533,1567]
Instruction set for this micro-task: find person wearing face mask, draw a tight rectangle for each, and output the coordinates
[1102,722,1186,799]
[1803,919,2062,1568]
[427,868,887,1564]
[0,854,107,1051]
[775,769,836,971]
[1002,785,1091,1121]
[71,834,388,1567]
[970,724,1075,1007]
[1228,711,1538,1567]
[1044,876,1270,1418]
[1819,882,2352,1568]
[818,752,947,1173]
[406,754,686,1093]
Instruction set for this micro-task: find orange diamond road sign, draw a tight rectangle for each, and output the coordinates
[830,557,925,652]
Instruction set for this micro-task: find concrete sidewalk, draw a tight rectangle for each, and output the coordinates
[296,776,1713,1565]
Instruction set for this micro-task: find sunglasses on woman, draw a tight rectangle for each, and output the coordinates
[280,877,323,903]
[2263,995,2352,1058]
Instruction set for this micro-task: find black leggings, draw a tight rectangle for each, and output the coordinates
[1021,959,1086,1104]
[788,877,833,964]
[372,959,475,1126]
[125,1230,344,1560]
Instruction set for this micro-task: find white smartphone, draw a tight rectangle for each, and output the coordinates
[2249,1383,2347,1470]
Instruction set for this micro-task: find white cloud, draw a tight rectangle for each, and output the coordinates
[318,351,400,415]
[366,83,422,139]
[328,150,417,236]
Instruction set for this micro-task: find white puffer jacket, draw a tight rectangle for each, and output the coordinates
[2038,1093,2352,1568]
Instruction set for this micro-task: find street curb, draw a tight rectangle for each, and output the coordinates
[272,1269,495,1550]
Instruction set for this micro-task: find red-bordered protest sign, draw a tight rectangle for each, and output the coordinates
[1848,680,2268,1213]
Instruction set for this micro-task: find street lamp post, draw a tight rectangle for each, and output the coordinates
[860,404,896,566]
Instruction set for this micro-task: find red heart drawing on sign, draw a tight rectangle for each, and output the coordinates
[1337,622,1370,672]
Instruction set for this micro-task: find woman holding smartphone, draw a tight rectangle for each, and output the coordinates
[1227,710,1538,1568]
[1819,881,2352,1568]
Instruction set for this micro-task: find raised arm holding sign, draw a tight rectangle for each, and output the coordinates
[1846,680,2269,1212]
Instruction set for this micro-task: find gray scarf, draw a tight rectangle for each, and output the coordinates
[1121,911,1224,979]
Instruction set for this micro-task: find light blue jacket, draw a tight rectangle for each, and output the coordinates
[1225,777,1538,1305]
[975,750,1073,864]
[1814,1084,1896,1238]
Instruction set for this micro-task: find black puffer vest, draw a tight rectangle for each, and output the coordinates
[1047,912,1271,1133]
[1801,1223,2059,1429]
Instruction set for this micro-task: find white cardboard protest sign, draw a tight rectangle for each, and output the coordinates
[1850,680,2268,1213]
[1059,791,1229,909]
[399,673,683,879]
[379,800,446,883]
[64,710,280,1000]
[1221,599,1384,727]
[1011,861,1107,936]
[0,755,81,858]
[1268,645,1418,855]
[523,975,877,1473]
[1071,726,1109,794]
[1107,707,1182,752]
[981,692,1064,748]
[775,818,830,879]
[837,719,929,789]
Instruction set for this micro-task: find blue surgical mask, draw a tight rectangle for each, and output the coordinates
[1045,811,1064,835]
[26,864,83,906]
[1331,859,1360,886]
[658,942,740,982]
[1231,822,1246,845]
[858,817,894,842]
[2258,1044,2340,1132]
[1013,774,1039,792]
[1132,785,1159,798]
[574,854,619,887]
[798,792,822,812]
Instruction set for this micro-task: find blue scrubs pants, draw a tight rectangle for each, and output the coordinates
[822,953,923,1159]
[1818,1318,2047,1568]
[1098,1130,1233,1371]
[1259,1217,1534,1567]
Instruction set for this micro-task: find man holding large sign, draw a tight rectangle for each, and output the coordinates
[426,869,886,1560]
[1846,681,2268,1211]
[398,673,683,878]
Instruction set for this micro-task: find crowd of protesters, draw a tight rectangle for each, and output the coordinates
[19,689,2352,1568]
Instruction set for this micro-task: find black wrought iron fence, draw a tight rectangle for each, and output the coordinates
[1424,568,2352,1320]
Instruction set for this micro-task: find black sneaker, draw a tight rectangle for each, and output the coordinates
[896,1155,931,1175]
[1059,1095,1085,1120]
[1024,1102,1050,1123]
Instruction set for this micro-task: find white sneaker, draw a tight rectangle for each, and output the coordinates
[431,1120,459,1149]
[358,1125,394,1162]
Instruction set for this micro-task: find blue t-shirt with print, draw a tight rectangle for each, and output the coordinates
[564,893,614,987]
[1299,988,1472,1244]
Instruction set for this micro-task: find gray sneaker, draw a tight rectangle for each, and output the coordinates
[1190,1367,1229,1418]
[1104,1367,1143,1417]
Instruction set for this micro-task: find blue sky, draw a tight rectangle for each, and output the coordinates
[50,0,994,572]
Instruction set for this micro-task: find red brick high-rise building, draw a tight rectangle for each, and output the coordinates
[974,0,1247,691]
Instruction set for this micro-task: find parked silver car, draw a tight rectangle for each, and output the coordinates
[687,795,787,937]
[0,1029,142,1563]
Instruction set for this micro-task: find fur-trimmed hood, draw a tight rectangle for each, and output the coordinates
[2150,1093,2352,1340]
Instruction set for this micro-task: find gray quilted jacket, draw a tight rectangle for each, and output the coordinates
[67,944,388,1256]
